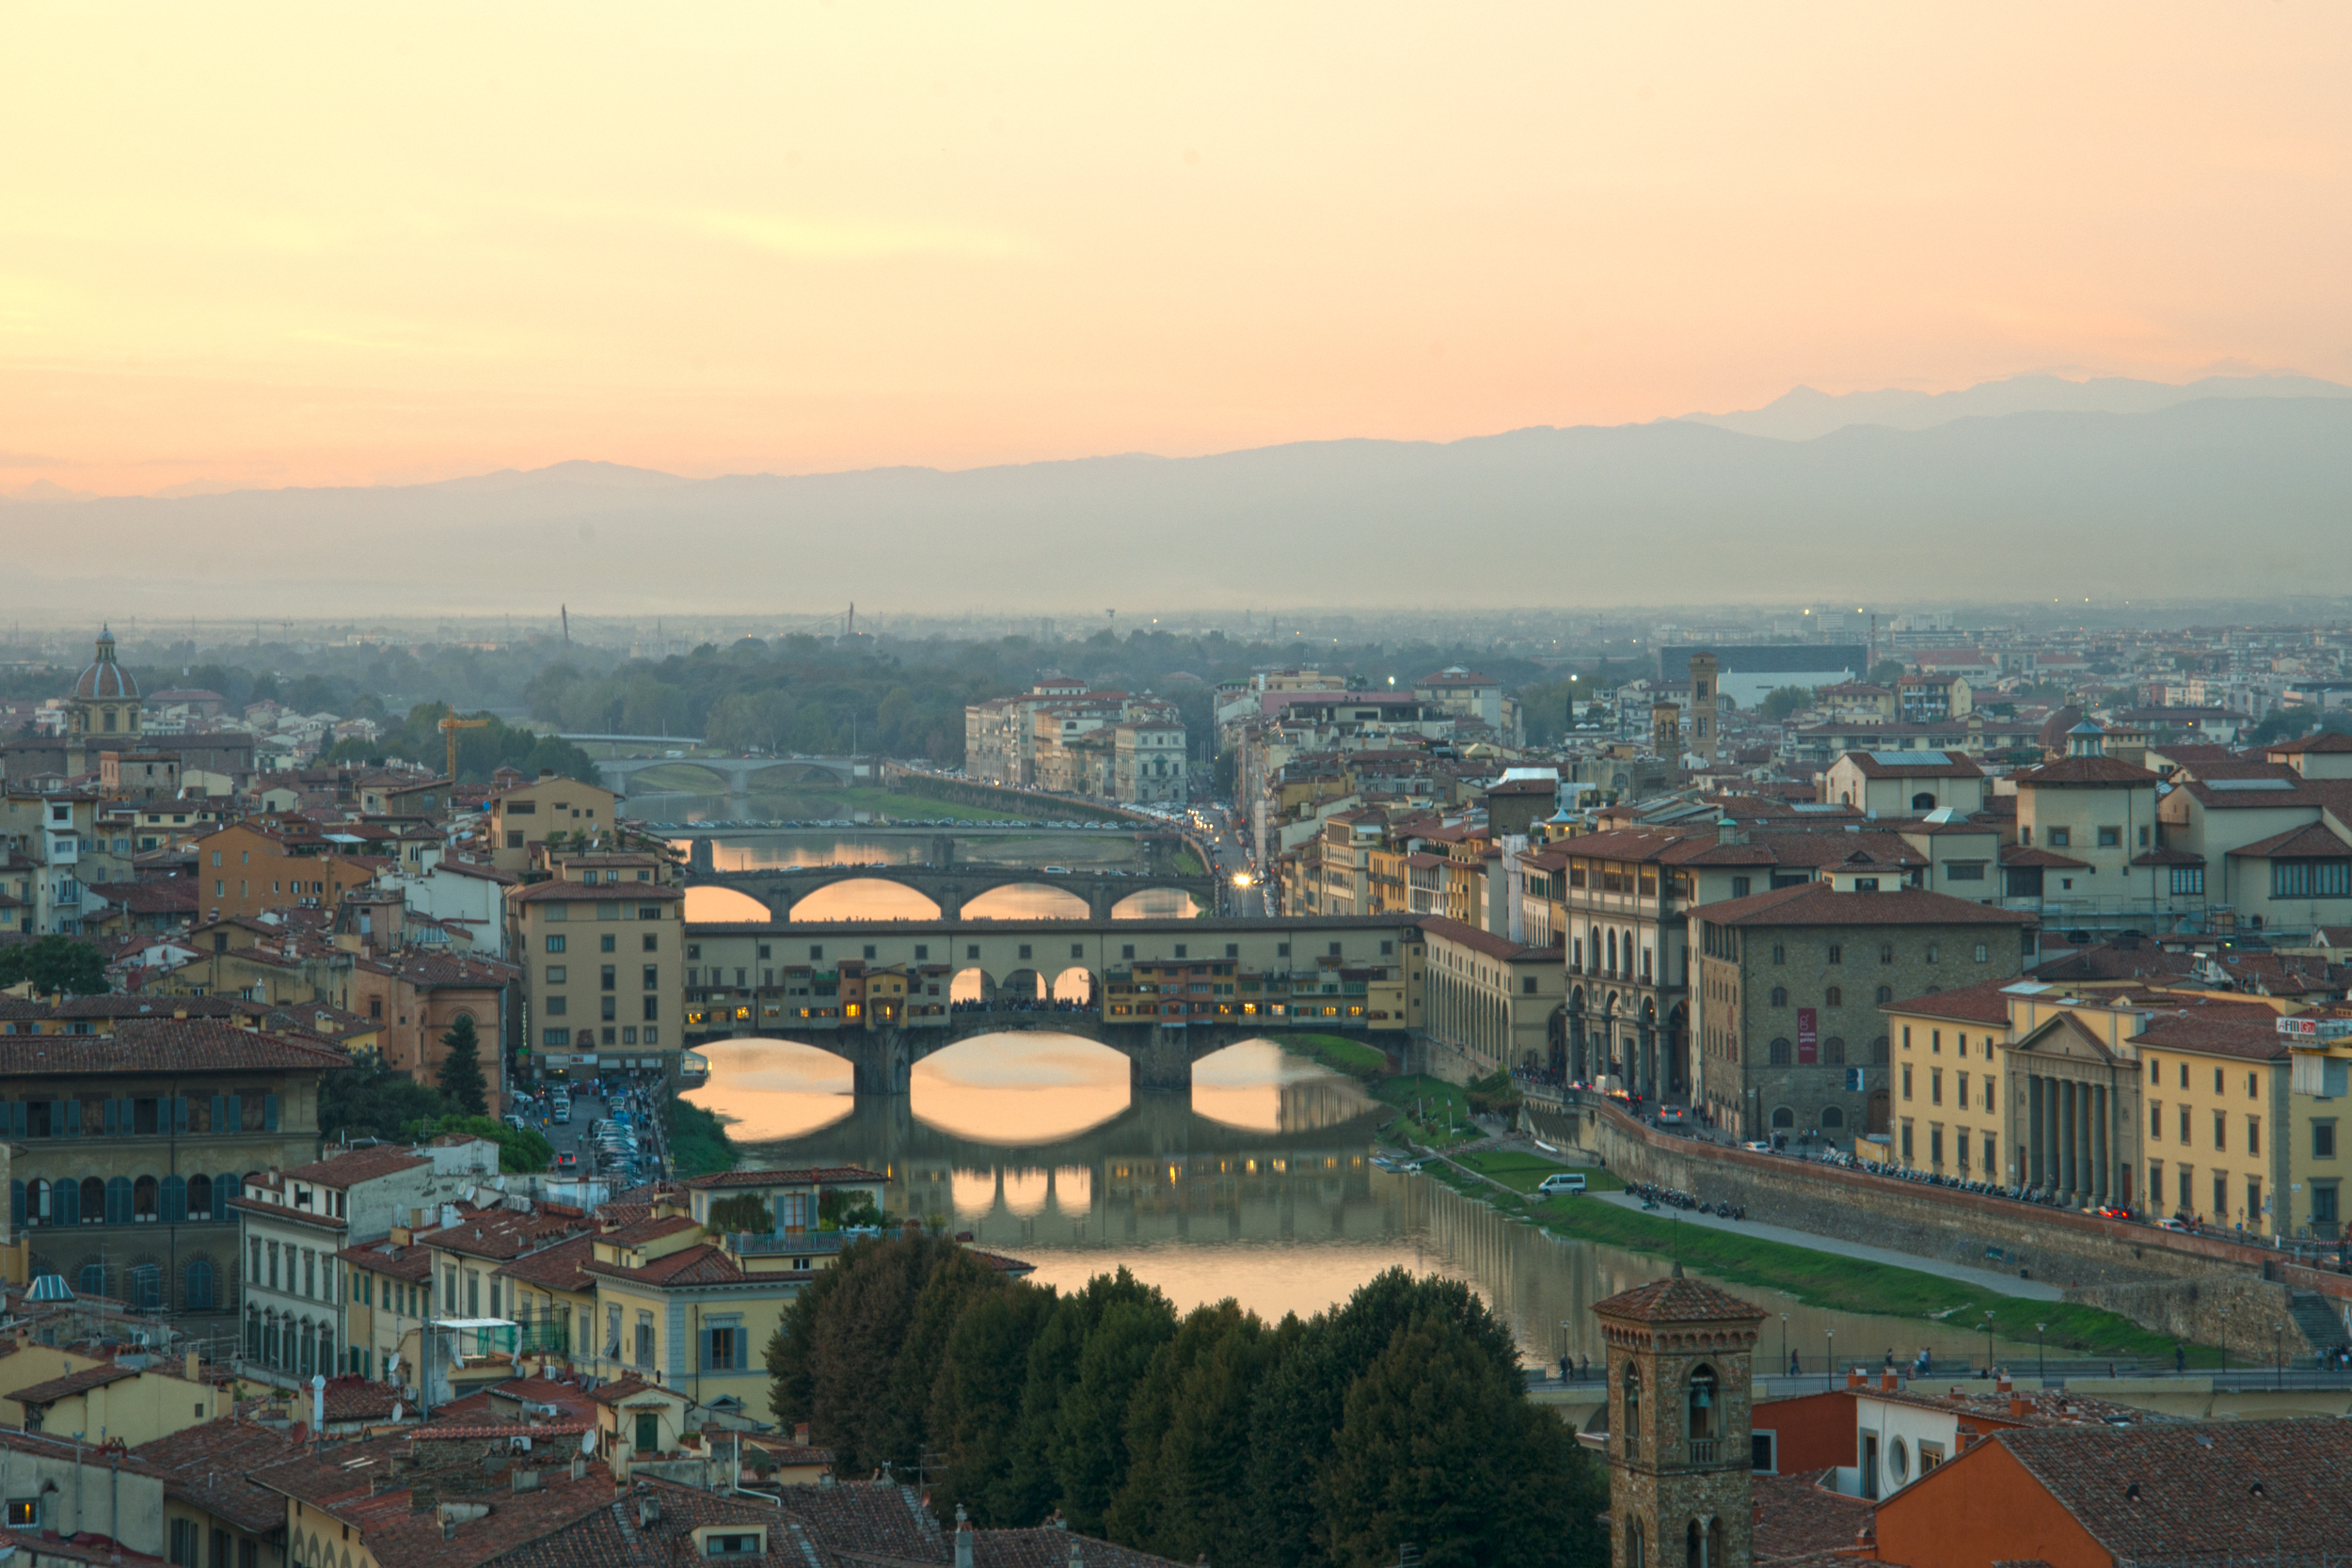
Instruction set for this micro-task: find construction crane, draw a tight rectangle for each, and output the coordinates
[439,714,488,785]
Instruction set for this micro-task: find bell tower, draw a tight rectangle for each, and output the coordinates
[1688,651,1721,768]
[1594,1268,1766,1568]
[1650,701,1682,763]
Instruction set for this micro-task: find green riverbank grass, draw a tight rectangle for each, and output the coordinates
[1375,1075,1483,1148]
[668,1098,739,1177]
[1451,1148,1626,1194]
[1287,1033,1391,1080]
[1421,1157,2215,1365]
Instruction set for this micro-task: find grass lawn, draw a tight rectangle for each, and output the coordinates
[1451,1148,1627,1194]
[1286,1032,1391,1080]
[1375,1075,1484,1148]
[1418,1161,2214,1363]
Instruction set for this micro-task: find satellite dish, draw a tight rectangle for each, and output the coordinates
[386,1354,401,1379]
[579,1428,597,1456]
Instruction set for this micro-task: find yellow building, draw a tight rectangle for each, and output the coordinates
[507,879,684,1081]
[10,1350,230,1444]
[486,774,621,876]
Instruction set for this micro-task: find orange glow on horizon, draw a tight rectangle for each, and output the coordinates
[3,3,2347,499]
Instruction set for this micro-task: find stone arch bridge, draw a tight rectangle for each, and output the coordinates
[679,914,1422,1092]
[687,860,1219,922]
[591,753,869,797]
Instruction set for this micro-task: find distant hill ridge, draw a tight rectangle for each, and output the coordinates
[4,378,2350,611]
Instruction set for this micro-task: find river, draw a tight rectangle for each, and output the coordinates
[682,1033,2048,1376]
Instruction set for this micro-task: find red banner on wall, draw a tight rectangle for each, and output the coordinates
[1797,1007,1819,1065]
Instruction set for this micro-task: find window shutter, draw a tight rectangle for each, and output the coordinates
[214,1095,230,1132]
[103,1099,119,1135]
[54,1179,77,1227]
[162,1175,187,1225]
[175,1097,190,1132]
[8,1181,21,1231]
[62,1099,79,1139]
[7,1102,21,1137]
[263,1094,278,1132]
[108,1178,132,1226]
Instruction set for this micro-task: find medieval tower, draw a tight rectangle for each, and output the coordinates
[1595,1269,1765,1568]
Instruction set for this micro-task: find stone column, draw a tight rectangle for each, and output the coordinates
[2025,1076,2041,1186]
[2093,1085,2108,1204]
[2059,1080,2077,1200]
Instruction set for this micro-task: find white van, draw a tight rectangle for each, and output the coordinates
[1535,1172,1588,1196]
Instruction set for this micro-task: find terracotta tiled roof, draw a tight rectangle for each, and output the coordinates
[585,1243,758,1288]
[1696,882,2035,928]
[681,1165,883,1190]
[1416,914,1557,963]
[2000,845,2090,869]
[0,1020,351,1077]
[494,1233,598,1294]
[509,881,683,906]
[134,1418,302,1534]
[1751,1470,1872,1565]
[2125,1008,2291,1063]
[278,1147,432,1188]
[1883,974,2018,1025]
[13,1363,142,1403]
[2013,757,2162,785]
[1837,752,1986,780]
[583,1375,674,1409]
[2225,823,2352,860]
[1593,1274,1765,1325]
[1993,1420,2352,1559]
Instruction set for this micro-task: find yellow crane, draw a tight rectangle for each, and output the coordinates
[438,713,488,785]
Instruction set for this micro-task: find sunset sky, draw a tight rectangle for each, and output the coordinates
[5,3,2348,499]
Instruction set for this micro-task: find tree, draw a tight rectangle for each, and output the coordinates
[928,1283,1060,1525]
[1321,1310,1604,1568]
[1052,1294,1178,1530]
[0,936,106,996]
[1108,1300,1279,1563]
[422,1115,552,1174]
[320,1060,451,1141]
[2248,705,2319,746]
[877,1247,1006,1473]
[1869,659,1906,686]
[436,1013,488,1115]
[705,1194,772,1235]
[1006,1269,1166,1526]
[1757,685,1816,721]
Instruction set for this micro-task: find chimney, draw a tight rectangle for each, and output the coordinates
[637,1496,660,1528]
[185,1350,200,1382]
[954,1506,975,1568]
[1995,1374,2012,1394]
[1880,1370,1897,1392]
[1846,1370,1864,1390]
[2010,1395,2029,1418]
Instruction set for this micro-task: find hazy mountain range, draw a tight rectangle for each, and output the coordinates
[8,373,2351,615]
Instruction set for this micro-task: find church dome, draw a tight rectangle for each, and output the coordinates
[72,626,139,702]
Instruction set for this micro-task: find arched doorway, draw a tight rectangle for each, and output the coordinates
[1050,966,1098,1011]
[1639,999,1659,1101]
[1666,1003,1690,1099]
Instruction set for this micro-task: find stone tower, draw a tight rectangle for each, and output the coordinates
[1650,700,1682,762]
[1595,1269,1766,1568]
[1688,652,1721,768]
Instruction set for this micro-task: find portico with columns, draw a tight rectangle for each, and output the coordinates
[2003,1011,2140,1211]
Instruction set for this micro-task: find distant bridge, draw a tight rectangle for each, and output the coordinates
[686,860,1217,923]
[592,753,870,796]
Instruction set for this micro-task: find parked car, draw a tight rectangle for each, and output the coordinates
[1535,1172,1588,1196]
[2153,1216,2191,1232]
[555,1151,579,1173]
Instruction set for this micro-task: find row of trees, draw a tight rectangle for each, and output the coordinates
[322,701,597,784]
[765,1237,1605,1568]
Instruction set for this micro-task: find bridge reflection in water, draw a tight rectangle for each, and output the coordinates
[684,1037,2041,1370]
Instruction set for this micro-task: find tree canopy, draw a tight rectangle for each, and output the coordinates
[436,1013,488,1115]
[0,936,106,996]
[764,1247,1607,1567]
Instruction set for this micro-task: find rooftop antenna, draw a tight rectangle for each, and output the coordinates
[847,602,855,640]
[562,606,570,648]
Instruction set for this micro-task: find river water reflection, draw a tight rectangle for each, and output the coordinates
[685,1035,2046,1371]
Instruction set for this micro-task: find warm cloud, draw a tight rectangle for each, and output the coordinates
[0,1,2346,498]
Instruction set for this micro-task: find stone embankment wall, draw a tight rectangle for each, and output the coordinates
[1522,1097,2328,1359]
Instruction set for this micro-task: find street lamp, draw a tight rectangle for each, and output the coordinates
[2036,1323,2046,1384]
[1825,1329,1835,1393]
[1780,1313,1790,1381]
[1983,1309,1996,1377]
[2275,1322,2285,1390]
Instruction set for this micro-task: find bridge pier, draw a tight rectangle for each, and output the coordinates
[846,1030,917,1095]
[690,837,716,875]
[1125,1025,1204,1091]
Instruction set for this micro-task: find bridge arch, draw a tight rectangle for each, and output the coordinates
[962,883,1092,920]
[785,876,945,922]
[1110,886,1205,920]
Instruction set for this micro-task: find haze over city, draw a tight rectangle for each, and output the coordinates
[8,11,2352,1568]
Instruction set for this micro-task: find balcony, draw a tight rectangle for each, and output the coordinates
[1686,1438,1722,1465]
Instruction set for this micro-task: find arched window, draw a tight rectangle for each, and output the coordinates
[1769,1037,1792,1066]
[1875,986,1893,1005]
[161,1175,187,1225]
[1622,1363,1642,1460]
[25,1179,46,1227]
[1911,792,1936,812]
[1627,1519,1645,1568]
[1688,1365,1718,1440]
[105,1177,133,1226]
[1872,1036,1891,1064]
[133,1176,158,1222]
[1824,1037,1847,1066]
[78,1263,105,1297]
[129,1263,161,1311]
[78,1177,103,1225]
[1769,986,1788,1007]
[1771,1106,1795,1129]
[245,1307,262,1361]
[1821,1105,1847,1128]
[187,1174,214,1222]
[186,1259,215,1312]
[1824,986,1843,1008]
